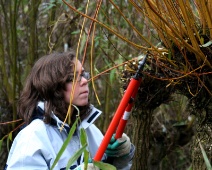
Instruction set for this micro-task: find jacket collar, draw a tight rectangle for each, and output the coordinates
[79,105,102,129]
[37,101,102,131]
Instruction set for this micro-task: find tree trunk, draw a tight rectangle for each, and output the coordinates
[129,109,153,170]
[192,124,212,170]
[192,104,212,170]
[26,0,41,75]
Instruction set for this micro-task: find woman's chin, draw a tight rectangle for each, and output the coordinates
[72,101,88,107]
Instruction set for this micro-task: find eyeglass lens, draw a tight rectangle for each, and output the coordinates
[80,72,90,81]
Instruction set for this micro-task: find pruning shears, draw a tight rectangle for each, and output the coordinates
[93,53,148,161]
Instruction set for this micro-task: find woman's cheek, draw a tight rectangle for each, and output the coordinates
[63,84,73,103]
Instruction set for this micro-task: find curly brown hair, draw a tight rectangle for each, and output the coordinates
[18,51,90,125]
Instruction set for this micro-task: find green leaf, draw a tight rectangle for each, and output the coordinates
[0,139,3,152]
[50,117,79,170]
[9,132,13,141]
[199,141,212,170]
[93,160,116,170]
[94,36,101,47]
[77,7,84,12]
[7,132,13,152]
[79,33,86,55]
[71,30,80,35]
[172,121,187,127]
[109,69,116,83]
[83,150,89,168]
[66,143,87,170]
[80,128,89,167]
[80,128,87,146]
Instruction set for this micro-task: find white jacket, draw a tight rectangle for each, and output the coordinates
[5,102,134,170]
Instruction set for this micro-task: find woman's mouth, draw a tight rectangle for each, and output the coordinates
[80,91,89,95]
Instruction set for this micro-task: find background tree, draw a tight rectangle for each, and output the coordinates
[0,0,55,168]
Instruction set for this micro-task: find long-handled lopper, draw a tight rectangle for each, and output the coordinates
[93,53,148,161]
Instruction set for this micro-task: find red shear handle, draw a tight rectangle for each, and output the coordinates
[115,78,142,139]
[94,53,148,161]
[93,78,140,161]
[115,108,131,139]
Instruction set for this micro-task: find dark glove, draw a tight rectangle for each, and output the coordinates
[106,133,131,157]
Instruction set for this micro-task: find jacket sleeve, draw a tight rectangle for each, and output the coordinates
[6,142,49,170]
[5,120,52,170]
[109,144,135,170]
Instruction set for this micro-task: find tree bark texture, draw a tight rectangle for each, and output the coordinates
[129,109,153,170]
[192,104,212,170]
[192,124,212,170]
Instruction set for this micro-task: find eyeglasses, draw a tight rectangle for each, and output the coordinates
[66,71,90,82]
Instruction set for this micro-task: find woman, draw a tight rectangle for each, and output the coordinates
[5,51,135,170]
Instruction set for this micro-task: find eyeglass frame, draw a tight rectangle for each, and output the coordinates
[66,71,90,82]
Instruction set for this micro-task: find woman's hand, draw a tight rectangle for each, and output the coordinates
[106,133,131,157]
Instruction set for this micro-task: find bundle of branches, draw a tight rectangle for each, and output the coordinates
[119,0,211,120]
[142,0,212,120]
[122,0,212,123]
[122,0,212,168]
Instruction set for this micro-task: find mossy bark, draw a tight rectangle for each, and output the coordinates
[191,105,212,170]
[129,110,153,170]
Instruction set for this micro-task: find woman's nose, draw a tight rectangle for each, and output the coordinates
[80,76,88,86]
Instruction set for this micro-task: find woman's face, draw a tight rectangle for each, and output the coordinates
[63,59,89,106]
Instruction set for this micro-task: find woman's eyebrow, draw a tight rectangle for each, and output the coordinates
[73,69,84,75]
[79,69,85,74]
